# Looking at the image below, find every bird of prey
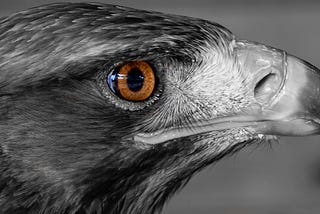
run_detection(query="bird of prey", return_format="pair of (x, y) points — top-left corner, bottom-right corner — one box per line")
(0, 2), (319, 214)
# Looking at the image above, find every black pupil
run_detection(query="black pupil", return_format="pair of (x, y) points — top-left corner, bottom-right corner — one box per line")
(126, 68), (144, 91)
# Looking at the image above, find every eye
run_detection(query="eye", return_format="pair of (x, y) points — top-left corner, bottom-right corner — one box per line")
(108, 61), (156, 101)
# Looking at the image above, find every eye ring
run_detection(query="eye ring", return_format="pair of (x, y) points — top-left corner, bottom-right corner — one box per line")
(108, 61), (156, 101)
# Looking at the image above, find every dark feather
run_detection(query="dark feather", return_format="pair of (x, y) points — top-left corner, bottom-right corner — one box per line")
(0, 3), (246, 214)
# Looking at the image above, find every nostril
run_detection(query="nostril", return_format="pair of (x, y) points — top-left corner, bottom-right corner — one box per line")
(254, 73), (281, 104)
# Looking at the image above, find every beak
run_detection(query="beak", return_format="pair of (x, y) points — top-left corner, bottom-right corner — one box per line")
(236, 40), (320, 136)
(134, 40), (320, 145)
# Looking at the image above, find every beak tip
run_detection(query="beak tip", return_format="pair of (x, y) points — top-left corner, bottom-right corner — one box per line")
(268, 54), (320, 136)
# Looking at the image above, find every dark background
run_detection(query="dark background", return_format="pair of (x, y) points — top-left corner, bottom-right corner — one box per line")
(1, 1), (320, 213)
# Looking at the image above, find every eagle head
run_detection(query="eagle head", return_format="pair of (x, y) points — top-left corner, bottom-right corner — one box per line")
(0, 3), (319, 214)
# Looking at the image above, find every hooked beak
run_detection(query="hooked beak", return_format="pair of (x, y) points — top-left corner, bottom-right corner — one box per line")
(236, 40), (320, 136)
(134, 40), (320, 145)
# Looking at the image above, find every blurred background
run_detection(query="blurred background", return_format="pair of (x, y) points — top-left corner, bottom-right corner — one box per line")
(1, 0), (320, 213)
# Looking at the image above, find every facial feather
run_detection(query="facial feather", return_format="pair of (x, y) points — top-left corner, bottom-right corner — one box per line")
(0, 2), (286, 214)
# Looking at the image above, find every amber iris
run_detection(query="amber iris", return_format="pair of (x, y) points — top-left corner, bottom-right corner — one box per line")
(108, 61), (156, 101)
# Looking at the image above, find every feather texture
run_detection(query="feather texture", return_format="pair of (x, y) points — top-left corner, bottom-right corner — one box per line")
(0, 3), (262, 214)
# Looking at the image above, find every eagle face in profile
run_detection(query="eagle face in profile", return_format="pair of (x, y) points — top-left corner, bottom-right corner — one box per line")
(0, 3), (320, 214)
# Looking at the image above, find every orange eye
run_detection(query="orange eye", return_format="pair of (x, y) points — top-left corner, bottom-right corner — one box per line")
(107, 61), (156, 101)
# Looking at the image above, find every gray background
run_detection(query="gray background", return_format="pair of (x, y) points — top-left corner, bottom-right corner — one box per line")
(1, 0), (320, 213)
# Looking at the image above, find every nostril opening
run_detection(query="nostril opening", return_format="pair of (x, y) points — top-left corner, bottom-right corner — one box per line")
(254, 73), (280, 103)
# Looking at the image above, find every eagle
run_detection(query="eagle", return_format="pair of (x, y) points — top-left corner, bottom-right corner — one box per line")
(0, 3), (319, 214)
